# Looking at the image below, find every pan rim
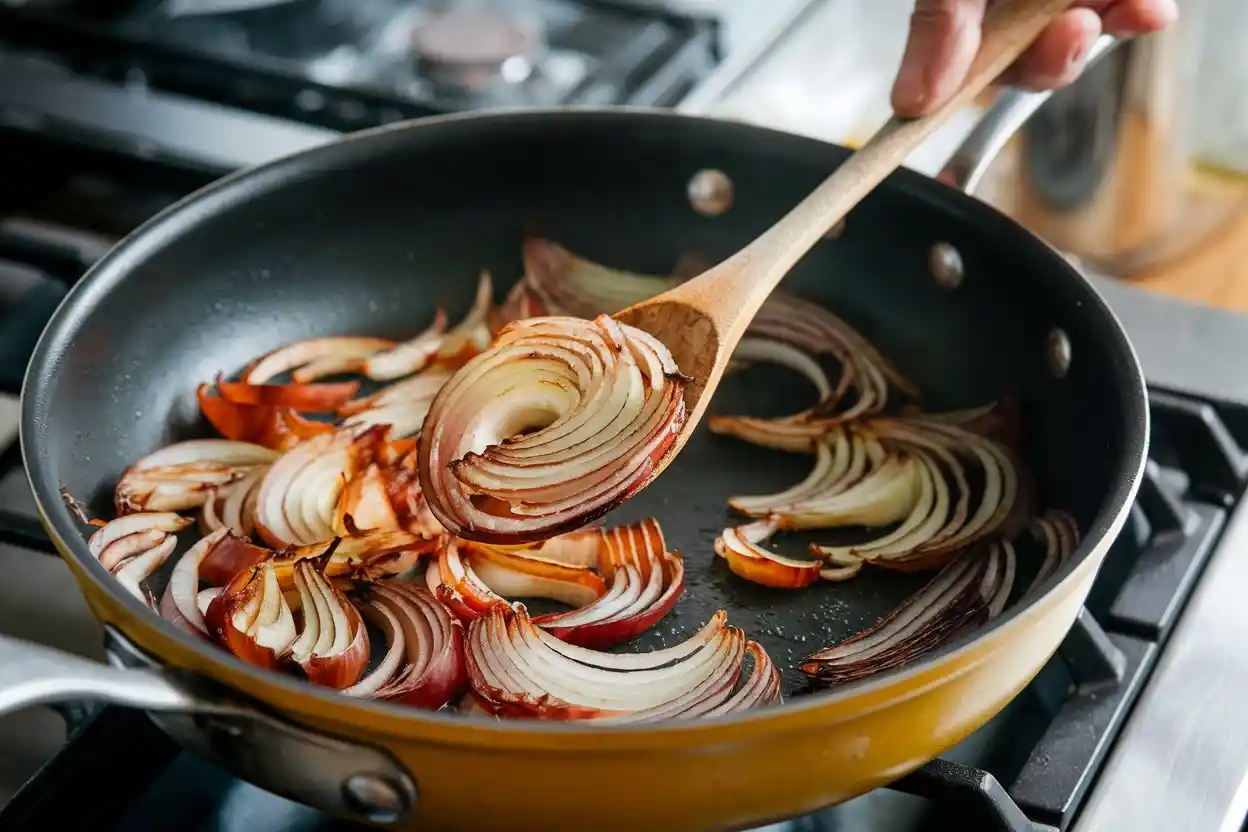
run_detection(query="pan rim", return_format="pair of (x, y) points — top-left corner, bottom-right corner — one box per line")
(20, 105), (1149, 739)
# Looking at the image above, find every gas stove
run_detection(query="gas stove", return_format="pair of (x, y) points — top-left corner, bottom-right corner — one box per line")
(3, 2), (1248, 831)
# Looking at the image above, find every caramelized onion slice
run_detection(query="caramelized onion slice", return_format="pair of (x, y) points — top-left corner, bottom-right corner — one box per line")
(801, 541), (1015, 686)
(1026, 509), (1080, 593)
(730, 337), (832, 402)
(217, 380), (360, 411)
(531, 518), (683, 648)
(363, 309), (449, 381)
(201, 468), (267, 538)
(462, 542), (607, 609)
(206, 561), (298, 670)
(425, 540), (505, 622)
(270, 530), (441, 589)
(255, 429), (363, 547)
(198, 382), (334, 451)
(339, 370), (453, 439)
(289, 558), (370, 689)
(714, 520), (821, 590)
(466, 605), (775, 722)
(243, 336), (396, 384)
(419, 314), (686, 544)
(431, 271), (495, 369)
(521, 236), (677, 320)
(343, 581), (466, 709)
(163, 528), (232, 634)
(115, 440), (277, 515)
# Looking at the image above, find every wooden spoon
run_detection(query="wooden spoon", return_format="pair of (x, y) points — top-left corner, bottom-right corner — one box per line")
(615, 0), (1074, 483)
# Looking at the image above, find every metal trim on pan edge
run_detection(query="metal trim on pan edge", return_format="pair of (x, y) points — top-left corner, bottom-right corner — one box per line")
(18, 107), (1149, 735)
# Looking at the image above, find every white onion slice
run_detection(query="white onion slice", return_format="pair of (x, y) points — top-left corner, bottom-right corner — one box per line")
(243, 336), (396, 384)
(363, 309), (448, 381)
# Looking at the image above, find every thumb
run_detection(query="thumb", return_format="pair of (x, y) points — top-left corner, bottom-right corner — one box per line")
(891, 0), (988, 118)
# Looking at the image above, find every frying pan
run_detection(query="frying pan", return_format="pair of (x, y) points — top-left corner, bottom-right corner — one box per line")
(5, 68), (1146, 832)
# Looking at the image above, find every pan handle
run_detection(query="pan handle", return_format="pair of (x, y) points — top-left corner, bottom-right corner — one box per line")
(937, 34), (1122, 195)
(0, 631), (199, 716)
(0, 630), (419, 824)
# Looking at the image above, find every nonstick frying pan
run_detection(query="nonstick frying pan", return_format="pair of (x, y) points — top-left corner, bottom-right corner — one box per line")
(6, 95), (1146, 830)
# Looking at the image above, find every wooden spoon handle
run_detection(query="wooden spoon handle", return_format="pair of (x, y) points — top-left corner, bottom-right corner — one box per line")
(695, 0), (1075, 335)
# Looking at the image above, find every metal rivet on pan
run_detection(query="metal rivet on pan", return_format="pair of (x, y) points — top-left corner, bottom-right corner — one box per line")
(824, 218), (846, 239)
(929, 242), (964, 290)
(687, 169), (734, 216)
(1047, 328), (1072, 378)
(341, 773), (413, 824)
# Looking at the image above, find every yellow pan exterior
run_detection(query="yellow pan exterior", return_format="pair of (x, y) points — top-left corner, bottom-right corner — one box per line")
(57, 509), (1101, 832)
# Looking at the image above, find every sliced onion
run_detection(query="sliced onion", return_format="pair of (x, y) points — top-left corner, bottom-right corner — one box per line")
(242, 336), (396, 384)
(500, 527), (605, 569)
(269, 530), (441, 588)
(217, 379), (360, 411)
(334, 463), (400, 534)
(198, 382), (334, 451)
(729, 337), (832, 401)
(521, 236), (677, 320)
(200, 468), (267, 537)
(462, 542), (607, 608)
(343, 580), (467, 709)
(88, 511), (189, 560)
(1027, 509), (1080, 593)
(362, 309), (449, 381)
(115, 440), (277, 514)
(255, 429), (362, 547)
(722, 418), (1022, 577)
(713, 519), (822, 590)
(801, 541), (1015, 686)
(88, 513), (192, 604)
(338, 371), (453, 439)
(162, 527), (231, 634)
(535, 519), (684, 648)
(489, 277), (548, 335)
(431, 271), (495, 369)
(288, 558), (370, 689)
(855, 418), (1020, 569)
(205, 561), (298, 670)
(198, 532), (274, 586)
(466, 604), (777, 722)
(419, 314), (686, 543)
(425, 540), (507, 621)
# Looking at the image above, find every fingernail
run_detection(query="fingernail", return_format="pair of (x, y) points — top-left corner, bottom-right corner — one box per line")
(891, 58), (929, 117)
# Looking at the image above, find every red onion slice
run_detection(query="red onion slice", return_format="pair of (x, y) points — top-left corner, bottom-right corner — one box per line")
(419, 314), (686, 544)
(343, 581), (466, 709)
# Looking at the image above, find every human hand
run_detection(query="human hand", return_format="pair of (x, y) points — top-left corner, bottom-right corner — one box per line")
(891, 0), (1179, 118)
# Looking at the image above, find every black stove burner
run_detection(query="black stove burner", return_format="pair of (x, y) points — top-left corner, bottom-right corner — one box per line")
(409, 7), (546, 92)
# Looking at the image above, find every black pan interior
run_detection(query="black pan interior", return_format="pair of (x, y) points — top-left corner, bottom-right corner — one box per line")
(25, 110), (1145, 700)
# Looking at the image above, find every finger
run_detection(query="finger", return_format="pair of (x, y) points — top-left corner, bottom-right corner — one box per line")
(1068, 0), (1178, 34)
(999, 8), (1102, 90)
(891, 0), (989, 118)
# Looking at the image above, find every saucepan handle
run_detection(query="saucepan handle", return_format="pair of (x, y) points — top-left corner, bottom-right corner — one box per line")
(0, 632), (201, 716)
(937, 34), (1122, 195)
(0, 629), (418, 823)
